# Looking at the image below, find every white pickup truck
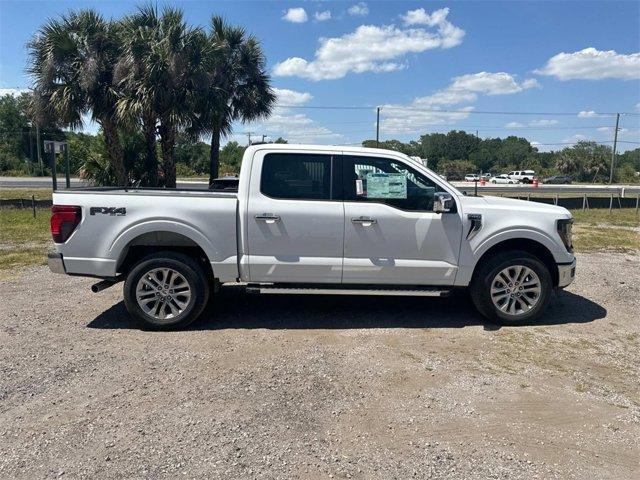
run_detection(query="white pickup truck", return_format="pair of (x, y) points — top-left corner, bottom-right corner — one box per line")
(48, 144), (576, 329)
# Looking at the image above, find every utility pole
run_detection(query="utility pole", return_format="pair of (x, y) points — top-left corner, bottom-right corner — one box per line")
(376, 107), (380, 147)
(245, 132), (254, 146)
(609, 113), (620, 184)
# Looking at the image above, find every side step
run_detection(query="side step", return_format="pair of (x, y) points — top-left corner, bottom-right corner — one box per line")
(246, 286), (451, 297)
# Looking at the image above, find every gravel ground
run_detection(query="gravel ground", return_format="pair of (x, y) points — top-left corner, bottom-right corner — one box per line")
(1, 252), (639, 479)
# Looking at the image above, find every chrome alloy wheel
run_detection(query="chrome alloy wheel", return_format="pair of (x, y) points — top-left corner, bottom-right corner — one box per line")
(135, 268), (192, 322)
(490, 265), (541, 316)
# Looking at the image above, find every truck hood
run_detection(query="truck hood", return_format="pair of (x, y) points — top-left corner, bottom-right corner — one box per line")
(459, 194), (571, 217)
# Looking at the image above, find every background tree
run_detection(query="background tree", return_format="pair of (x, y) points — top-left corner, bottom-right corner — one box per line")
(116, 6), (205, 187)
(194, 16), (275, 186)
(28, 10), (128, 185)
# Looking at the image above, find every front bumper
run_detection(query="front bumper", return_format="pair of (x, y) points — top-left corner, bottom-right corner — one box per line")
(47, 252), (66, 274)
(557, 257), (576, 288)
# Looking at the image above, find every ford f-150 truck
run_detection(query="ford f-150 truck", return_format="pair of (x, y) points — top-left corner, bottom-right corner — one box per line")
(48, 144), (576, 329)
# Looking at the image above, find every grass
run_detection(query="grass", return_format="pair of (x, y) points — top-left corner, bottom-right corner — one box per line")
(0, 207), (51, 276)
(571, 208), (640, 252)
(0, 201), (638, 275)
(1, 188), (53, 201)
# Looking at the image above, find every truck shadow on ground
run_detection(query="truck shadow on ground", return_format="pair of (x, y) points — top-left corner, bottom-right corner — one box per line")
(88, 287), (607, 331)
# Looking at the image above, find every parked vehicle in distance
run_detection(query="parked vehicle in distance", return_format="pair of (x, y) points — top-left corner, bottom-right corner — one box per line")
(465, 174), (480, 182)
(543, 175), (572, 184)
(48, 144), (575, 329)
(481, 173), (492, 179)
(209, 176), (239, 190)
(507, 170), (536, 183)
(490, 174), (518, 184)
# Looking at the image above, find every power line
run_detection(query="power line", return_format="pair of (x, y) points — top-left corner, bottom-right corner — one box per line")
(280, 105), (640, 116)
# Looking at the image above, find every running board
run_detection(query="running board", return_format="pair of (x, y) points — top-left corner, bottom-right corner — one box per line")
(246, 286), (451, 297)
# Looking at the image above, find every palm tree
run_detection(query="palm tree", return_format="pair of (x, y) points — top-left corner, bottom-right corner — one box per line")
(28, 10), (128, 186)
(194, 16), (276, 186)
(115, 5), (161, 187)
(117, 6), (204, 188)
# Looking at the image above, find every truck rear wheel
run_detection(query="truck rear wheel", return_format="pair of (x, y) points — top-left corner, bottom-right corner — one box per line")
(123, 251), (210, 330)
(470, 250), (552, 325)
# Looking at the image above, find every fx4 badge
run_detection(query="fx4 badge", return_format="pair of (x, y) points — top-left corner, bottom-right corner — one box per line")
(90, 207), (126, 216)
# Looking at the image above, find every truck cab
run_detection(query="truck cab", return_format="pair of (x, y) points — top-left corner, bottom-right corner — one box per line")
(48, 144), (576, 329)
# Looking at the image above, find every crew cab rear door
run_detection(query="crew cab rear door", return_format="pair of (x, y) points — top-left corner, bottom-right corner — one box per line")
(341, 154), (463, 285)
(246, 149), (344, 283)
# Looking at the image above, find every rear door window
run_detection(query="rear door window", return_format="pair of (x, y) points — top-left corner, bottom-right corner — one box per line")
(260, 153), (332, 200)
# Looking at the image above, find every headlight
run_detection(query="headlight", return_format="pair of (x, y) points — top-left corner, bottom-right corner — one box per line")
(557, 219), (573, 252)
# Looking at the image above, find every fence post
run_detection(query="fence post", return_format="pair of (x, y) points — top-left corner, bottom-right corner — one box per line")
(32, 195), (36, 218)
(636, 193), (639, 213)
(582, 194), (586, 211)
(609, 194), (613, 213)
(554, 194), (558, 206)
(527, 193), (531, 202)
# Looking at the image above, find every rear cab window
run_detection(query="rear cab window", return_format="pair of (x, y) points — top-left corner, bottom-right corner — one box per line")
(260, 153), (334, 200)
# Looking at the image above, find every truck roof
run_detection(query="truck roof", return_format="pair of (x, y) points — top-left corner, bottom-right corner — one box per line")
(244, 143), (405, 157)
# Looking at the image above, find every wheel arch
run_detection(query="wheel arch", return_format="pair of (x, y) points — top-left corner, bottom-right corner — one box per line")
(116, 230), (214, 279)
(471, 238), (559, 287)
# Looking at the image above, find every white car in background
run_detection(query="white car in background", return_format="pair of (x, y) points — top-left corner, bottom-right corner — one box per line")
(464, 174), (480, 182)
(507, 170), (536, 184)
(491, 174), (518, 184)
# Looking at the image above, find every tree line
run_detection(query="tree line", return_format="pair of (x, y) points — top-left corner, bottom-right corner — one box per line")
(363, 131), (639, 183)
(23, 6), (275, 187)
(2, 90), (638, 184)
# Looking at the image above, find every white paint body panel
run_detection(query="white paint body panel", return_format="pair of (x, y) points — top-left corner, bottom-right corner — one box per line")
(51, 144), (575, 289)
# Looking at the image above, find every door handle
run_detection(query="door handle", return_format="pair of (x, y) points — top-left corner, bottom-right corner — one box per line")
(351, 216), (377, 226)
(255, 213), (281, 224)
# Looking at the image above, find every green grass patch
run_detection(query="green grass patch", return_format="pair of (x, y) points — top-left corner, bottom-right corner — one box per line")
(0, 207), (51, 274)
(1, 188), (53, 201)
(570, 208), (639, 228)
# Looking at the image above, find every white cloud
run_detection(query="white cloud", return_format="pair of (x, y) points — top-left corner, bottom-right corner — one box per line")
(282, 7), (308, 23)
(636, 102), (640, 112)
(379, 72), (535, 135)
(449, 72), (540, 95)
(274, 11), (465, 80)
(578, 110), (599, 118)
(401, 7), (450, 27)
(314, 10), (331, 22)
(272, 87), (313, 107)
(0, 87), (29, 97)
(505, 122), (524, 128)
(535, 47), (640, 80)
(249, 87), (341, 144)
(348, 2), (369, 17)
(562, 134), (589, 144)
(529, 119), (559, 127)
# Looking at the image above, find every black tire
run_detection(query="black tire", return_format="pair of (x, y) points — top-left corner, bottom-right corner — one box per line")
(470, 250), (552, 325)
(123, 251), (210, 330)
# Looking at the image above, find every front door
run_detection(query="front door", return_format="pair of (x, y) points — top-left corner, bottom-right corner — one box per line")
(246, 150), (344, 283)
(341, 154), (463, 285)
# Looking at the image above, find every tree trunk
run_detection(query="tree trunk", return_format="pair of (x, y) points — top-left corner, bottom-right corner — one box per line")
(209, 127), (221, 187)
(101, 119), (127, 187)
(142, 111), (158, 187)
(158, 120), (176, 188)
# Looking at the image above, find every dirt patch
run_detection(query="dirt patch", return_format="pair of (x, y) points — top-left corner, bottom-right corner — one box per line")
(1, 252), (639, 479)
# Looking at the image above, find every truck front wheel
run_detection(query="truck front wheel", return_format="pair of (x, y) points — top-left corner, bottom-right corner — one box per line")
(123, 251), (210, 330)
(470, 250), (552, 325)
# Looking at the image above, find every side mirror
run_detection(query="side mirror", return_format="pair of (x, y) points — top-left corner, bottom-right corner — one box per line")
(433, 192), (454, 213)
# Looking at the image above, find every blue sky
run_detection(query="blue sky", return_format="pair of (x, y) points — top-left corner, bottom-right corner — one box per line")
(1, 0), (639, 151)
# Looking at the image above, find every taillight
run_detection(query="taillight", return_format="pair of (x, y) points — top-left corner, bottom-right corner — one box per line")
(51, 205), (82, 243)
